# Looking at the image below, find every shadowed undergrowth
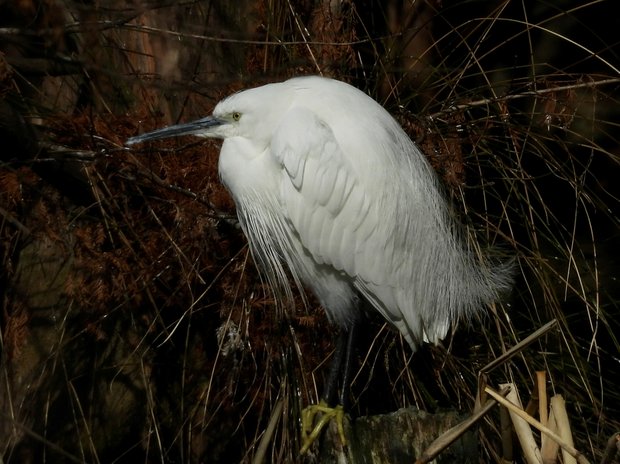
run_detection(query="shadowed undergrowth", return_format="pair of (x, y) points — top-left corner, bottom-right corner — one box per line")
(0, 1), (618, 462)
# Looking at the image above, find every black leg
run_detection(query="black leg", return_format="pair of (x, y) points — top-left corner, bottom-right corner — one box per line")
(322, 317), (360, 408)
(339, 320), (359, 408)
(301, 317), (361, 453)
(323, 329), (347, 407)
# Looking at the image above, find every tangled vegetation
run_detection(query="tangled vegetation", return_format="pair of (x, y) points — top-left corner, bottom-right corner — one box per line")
(0, 1), (618, 462)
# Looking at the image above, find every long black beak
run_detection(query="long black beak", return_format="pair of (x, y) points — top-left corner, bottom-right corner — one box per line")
(126, 116), (223, 146)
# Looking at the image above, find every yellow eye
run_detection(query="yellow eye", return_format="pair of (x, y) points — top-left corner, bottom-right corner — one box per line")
(232, 111), (241, 121)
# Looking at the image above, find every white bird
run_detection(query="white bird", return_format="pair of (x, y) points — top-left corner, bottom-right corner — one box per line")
(127, 75), (512, 449)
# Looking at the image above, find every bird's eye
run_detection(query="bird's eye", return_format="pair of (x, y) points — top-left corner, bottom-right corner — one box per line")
(232, 111), (241, 121)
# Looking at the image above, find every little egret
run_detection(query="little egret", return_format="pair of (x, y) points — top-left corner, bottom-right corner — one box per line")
(127, 76), (513, 451)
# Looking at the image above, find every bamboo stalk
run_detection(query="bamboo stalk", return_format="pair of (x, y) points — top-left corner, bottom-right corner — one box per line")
(541, 406), (560, 464)
(537, 371), (548, 427)
(485, 387), (591, 464)
(537, 371), (548, 453)
(500, 400), (514, 462)
(550, 395), (577, 464)
(501, 383), (542, 464)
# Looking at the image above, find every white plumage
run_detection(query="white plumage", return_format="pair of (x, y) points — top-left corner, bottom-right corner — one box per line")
(127, 76), (513, 350)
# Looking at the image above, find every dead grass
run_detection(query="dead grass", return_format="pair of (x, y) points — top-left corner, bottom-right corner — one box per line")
(0, 0), (618, 463)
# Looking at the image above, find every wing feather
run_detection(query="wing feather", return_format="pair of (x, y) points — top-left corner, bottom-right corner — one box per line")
(272, 105), (432, 343)
(272, 107), (367, 276)
(271, 102), (509, 348)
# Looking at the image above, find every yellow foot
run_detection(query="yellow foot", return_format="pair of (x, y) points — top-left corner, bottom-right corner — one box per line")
(300, 400), (346, 454)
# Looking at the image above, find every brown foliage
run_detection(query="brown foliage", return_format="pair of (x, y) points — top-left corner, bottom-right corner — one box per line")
(1, 1), (618, 462)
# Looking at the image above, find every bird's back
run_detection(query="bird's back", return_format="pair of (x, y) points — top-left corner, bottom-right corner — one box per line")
(238, 77), (513, 349)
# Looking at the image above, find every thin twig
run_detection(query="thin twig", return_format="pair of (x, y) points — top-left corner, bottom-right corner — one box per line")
(481, 319), (558, 374)
(119, 23), (376, 47)
(428, 78), (620, 120)
(0, 205), (31, 236)
(252, 398), (284, 464)
(0, 412), (86, 464)
(124, 154), (238, 226)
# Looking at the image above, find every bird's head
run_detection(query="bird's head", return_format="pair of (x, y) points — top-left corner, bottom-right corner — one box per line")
(126, 82), (289, 152)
